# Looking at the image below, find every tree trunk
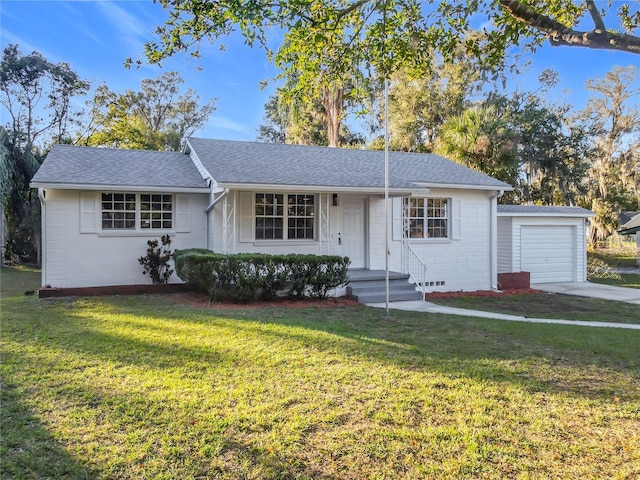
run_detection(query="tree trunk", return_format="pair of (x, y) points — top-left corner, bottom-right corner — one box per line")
(322, 86), (343, 148)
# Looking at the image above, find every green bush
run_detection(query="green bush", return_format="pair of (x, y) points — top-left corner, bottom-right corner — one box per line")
(174, 250), (350, 302)
(138, 235), (174, 284)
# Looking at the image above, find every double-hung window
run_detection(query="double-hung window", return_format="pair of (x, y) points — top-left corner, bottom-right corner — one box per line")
(101, 193), (173, 231)
(255, 193), (315, 240)
(403, 198), (449, 239)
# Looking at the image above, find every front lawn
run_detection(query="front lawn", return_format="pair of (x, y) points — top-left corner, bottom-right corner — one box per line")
(429, 291), (640, 324)
(1, 268), (639, 479)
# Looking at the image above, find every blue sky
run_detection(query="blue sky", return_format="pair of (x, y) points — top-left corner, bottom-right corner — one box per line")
(1, 0), (638, 143)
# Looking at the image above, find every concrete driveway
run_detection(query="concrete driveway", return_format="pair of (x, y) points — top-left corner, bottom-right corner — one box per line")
(535, 282), (640, 305)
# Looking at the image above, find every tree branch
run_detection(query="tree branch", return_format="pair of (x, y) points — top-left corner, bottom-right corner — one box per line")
(585, 0), (605, 32)
(499, 0), (640, 55)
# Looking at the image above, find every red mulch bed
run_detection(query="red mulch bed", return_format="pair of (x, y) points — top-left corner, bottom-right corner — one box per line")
(426, 288), (542, 300)
(167, 291), (362, 309)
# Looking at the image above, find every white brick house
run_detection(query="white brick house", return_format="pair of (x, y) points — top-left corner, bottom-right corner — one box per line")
(31, 138), (514, 293)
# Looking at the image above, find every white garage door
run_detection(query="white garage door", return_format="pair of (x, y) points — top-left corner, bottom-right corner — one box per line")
(521, 225), (575, 283)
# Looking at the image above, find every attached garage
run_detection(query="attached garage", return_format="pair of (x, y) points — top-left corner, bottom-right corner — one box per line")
(497, 206), (594, 284)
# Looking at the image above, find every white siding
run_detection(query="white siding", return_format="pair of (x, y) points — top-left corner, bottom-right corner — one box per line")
(370, 189), (494, 293)
(41, 189), (208, 288)
(497, 217), (513, 273)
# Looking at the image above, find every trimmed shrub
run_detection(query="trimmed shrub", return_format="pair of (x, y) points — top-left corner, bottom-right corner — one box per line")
(174, 250), (350, 302)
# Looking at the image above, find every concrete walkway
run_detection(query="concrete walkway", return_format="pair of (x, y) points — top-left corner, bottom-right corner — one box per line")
(366, 282), (640, 330)
(536, 281), (640, 305)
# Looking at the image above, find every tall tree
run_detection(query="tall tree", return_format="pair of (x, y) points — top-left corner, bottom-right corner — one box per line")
(1, 44), (89, 150)
(574, 65), (640, 243)
(0, 45), (88, 264)
(485, 73), (590, 206)
(81, 71), (216, 151)
(369, 54), (481, 153)
(257, 88), (365, 146)
(435, 105), (519, 200)
(257, 94), (288, 143)
(142, 1), (640, 84)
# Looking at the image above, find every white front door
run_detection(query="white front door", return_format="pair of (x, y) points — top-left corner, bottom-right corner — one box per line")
(339, 195), (366, 268)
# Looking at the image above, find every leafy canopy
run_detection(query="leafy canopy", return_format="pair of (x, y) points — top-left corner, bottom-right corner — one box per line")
(142, 0), (640, 83)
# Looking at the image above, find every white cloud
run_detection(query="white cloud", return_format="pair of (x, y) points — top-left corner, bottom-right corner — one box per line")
(94, 0), (150, 56)
(207, 116), (249, 133)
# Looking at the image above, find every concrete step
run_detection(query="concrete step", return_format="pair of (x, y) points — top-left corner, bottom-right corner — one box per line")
(347, 269), (423, 303)
(347, 279), (414, 292)
(348, 269), (410, 282)
(350, 289), (423, 303)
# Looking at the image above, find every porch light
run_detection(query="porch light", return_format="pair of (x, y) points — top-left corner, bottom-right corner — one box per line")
(332, 193), (339, 206)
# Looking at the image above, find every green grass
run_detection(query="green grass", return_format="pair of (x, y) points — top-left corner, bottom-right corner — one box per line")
(430, 291), (640, 323)
(2, 268), (639, 479)
(590, 243), (638, 269)
(590, 273), (640, 289)
(588, 244), (640, 289)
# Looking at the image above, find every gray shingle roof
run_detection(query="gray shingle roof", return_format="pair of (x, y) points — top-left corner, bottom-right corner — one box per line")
(498, 205), (594, 216)
(620, 212), (640, 229)
(31, 144), (209, 190)
(187, 138), (512, 191)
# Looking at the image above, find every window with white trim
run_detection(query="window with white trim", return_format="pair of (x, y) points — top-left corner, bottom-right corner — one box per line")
(101, 193), (173, 230)
(255, 193), (315, 240)
(403, 197), (449, 239)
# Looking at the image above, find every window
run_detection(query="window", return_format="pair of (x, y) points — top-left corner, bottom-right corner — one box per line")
(287, 194), (315, 239)
(140, 194), (173, 229)
(255, 193), (315, 240)
(255, 193), (284, 239)
(102, 193), (136, 230)
(101, 193), (173, 230)
(403, 198), (449, 239)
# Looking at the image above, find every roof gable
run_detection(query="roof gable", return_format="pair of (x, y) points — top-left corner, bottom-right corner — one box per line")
(31, 144), (209, 191)
(186, 138), (512, 191)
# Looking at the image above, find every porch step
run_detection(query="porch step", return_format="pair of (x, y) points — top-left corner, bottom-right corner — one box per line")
(347, 269), (423, 304)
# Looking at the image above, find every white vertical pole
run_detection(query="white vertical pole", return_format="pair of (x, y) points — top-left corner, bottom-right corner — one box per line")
(384, 77), (390, 317)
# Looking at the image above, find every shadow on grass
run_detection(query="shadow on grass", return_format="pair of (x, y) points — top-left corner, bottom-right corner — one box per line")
(3, 292), (640, 478)
(0, 370), (98, 479)
(9, 294), (640, 401)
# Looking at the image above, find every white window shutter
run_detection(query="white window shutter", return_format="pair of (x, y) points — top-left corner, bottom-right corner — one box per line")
(80, 192), (97, 233)
(239, 191), (254, 243)
(451, 199), (461, 240)
(175, 195), (190, 232)
(392, 196), (402, 241)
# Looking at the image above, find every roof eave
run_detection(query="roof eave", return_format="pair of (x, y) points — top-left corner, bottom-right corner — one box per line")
(217, 182), (512, 194)
(30, 182), (210, 194)
(618, 226), (640, 235)
(497, 211), (594, 218)
(217, 183), (413, 195)
(411, 182), (513, 191)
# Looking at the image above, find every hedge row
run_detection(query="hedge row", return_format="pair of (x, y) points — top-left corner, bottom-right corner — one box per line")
(174, 249), (350, 302)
